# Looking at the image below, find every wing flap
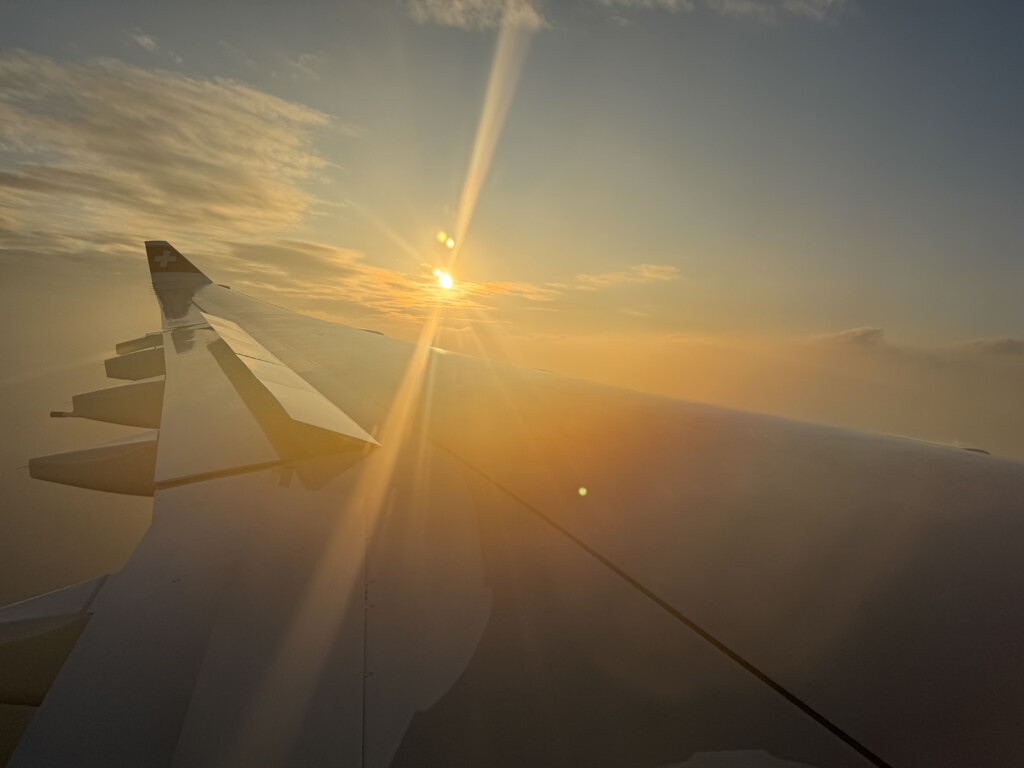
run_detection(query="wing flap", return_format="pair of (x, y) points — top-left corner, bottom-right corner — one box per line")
(50, 377), (164, 428)
(28, 430), (158, 496)
(202, 312), (378, 447)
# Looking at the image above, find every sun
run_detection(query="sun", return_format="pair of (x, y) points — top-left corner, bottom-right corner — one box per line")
(432, 268), (453, 289)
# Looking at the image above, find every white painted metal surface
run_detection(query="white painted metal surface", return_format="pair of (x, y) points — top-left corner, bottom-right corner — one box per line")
(155, 326), (279, 484)
(202, 311), (378, 447)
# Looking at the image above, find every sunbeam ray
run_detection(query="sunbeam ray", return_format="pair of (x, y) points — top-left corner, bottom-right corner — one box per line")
(448, 13), (536, 270)
(227, 313), (442, 764)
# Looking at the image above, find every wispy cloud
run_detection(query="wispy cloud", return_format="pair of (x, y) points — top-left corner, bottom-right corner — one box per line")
(816, 326), (886, 347)
(596, 0), (694, 10)
(206, 246), (682, 324)
(781, 0), (847, 22)
(124, 28), (182, 63)
(212, 240), (565, 324)
(476, 280), (564, 302)
(597, 0), (848, 23)
(957, 338), (1024, 358)
(285, 53), (321, 81)
(125, 28), (158, 52)
(816, 326), (1024, 366)
(0, 53), (655, 328)
(576, 263), (681, 289)
(0, 52), (344, 250)
(406, 0), (547, 30)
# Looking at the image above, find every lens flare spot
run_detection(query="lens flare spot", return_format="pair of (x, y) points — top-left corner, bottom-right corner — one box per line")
(578, 487), (588, 497)
(433, 269), (442, 277)
(437, 231), (448, 243)
(439, 272), (454, 290)
(445, 237), (455, 249)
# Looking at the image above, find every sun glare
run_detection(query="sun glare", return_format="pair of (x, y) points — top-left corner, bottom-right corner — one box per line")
(439, 272), (454, 290)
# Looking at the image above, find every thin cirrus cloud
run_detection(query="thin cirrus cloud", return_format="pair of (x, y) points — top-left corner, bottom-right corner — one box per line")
(406, 0), (547, 29)
(596, 0), (848, 23)
(215, 239), (569, 323)
(214, 237), (668, 323)
(405, 0), (847, 28)
(576, 263), (681, 289)
(957, 338), (1024, 358)
(124, 28), (183, 64)
(0, 51), (337, 254)
(815, 326), (1024, 361)
(125, 28), (159, 52)
(0, 51), (674, 331)
(814, 326), (886, 348)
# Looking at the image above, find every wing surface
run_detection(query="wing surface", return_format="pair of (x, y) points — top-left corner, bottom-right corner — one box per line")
(8, 242), (1024, 766)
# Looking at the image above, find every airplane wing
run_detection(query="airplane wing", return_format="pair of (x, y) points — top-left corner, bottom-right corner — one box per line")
(4, 242), (1024, 767)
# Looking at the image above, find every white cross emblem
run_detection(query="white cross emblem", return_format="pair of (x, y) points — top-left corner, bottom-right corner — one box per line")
(154, 250), (177, 268)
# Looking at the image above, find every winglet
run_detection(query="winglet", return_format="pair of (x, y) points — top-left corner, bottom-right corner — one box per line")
(145, 241), (204, 275)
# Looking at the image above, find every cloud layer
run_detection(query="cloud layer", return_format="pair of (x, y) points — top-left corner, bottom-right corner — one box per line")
(0, 53), (683, 327)
(406, 0), (546, 29)
(576, 263), (681, 289)
(405, 0), (847, 29)
(213, 239), (676, 324)
(815, 326), (886, 347)
(0, 52), (335, 249)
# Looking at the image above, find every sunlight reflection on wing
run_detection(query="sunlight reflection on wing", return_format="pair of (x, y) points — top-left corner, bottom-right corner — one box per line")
(229, 313), (442, 764)
(226, 13), (540, 755)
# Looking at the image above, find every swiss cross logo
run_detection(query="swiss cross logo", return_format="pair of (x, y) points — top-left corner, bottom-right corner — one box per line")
(154, 250), (177, 268)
